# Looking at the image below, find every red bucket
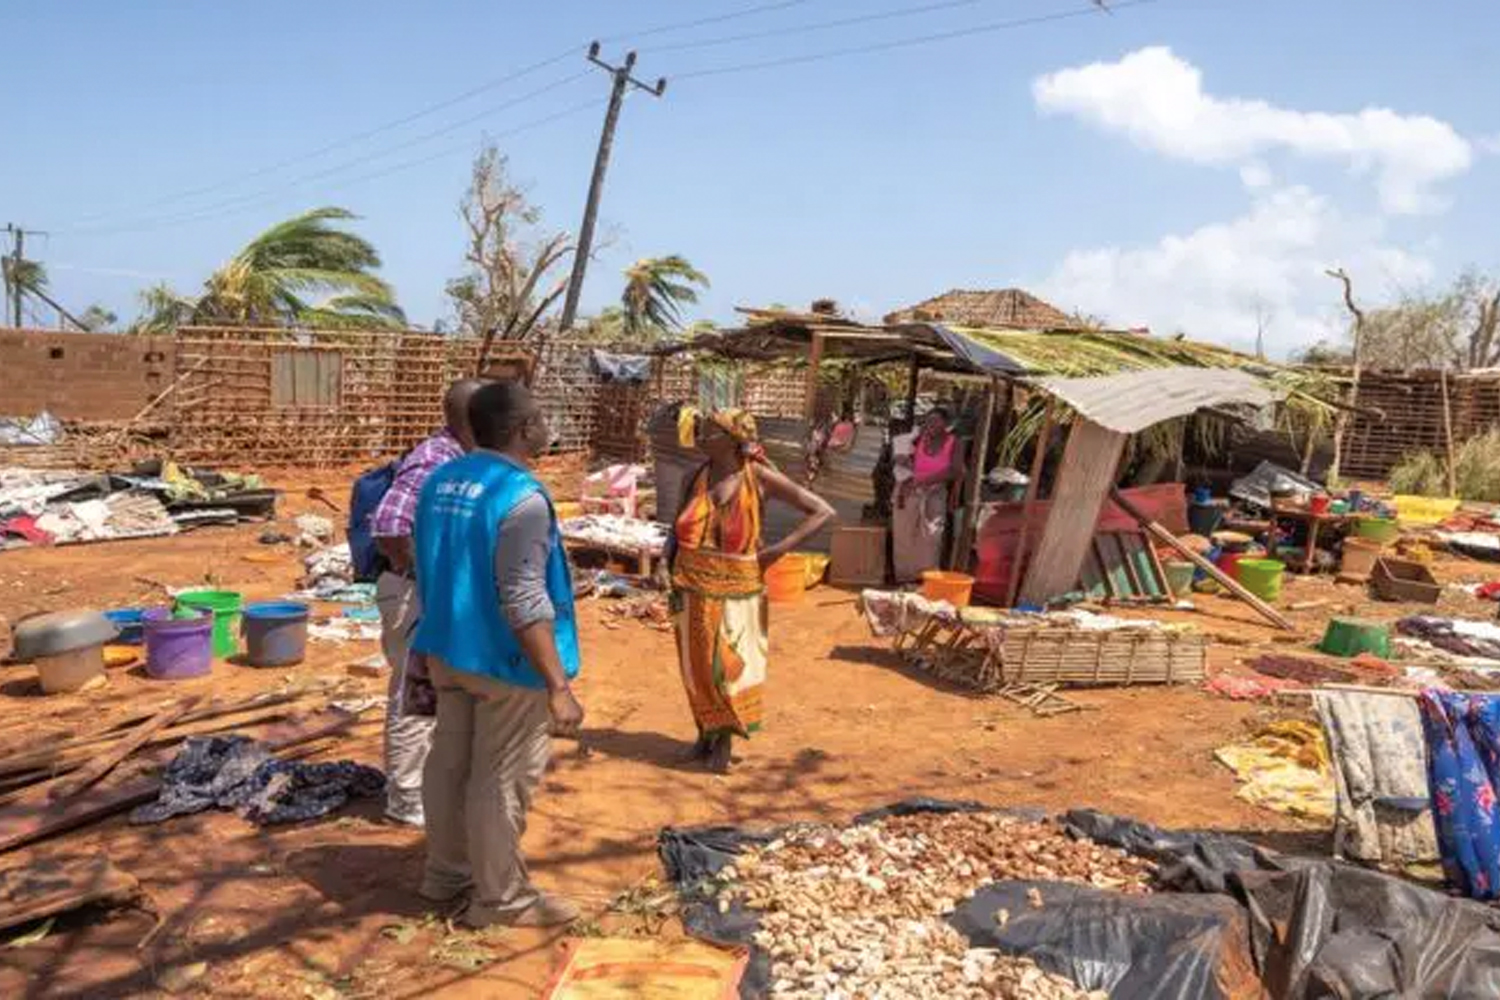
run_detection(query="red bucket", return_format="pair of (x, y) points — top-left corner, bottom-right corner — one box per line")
(1309, 494), (1331, 515)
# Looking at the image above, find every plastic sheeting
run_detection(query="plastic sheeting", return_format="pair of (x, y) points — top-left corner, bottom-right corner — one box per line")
(589, 350), (653, 384)
(661, 801), (1500, 1000)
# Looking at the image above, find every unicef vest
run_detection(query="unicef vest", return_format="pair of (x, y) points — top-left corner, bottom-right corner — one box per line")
(411, 451), (580, 688)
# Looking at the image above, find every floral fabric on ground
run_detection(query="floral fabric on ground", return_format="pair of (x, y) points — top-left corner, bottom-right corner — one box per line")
(1418, 690), (1500, 899)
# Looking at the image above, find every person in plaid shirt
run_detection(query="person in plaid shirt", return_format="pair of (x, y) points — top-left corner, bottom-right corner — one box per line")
(373, 378), (485, 826)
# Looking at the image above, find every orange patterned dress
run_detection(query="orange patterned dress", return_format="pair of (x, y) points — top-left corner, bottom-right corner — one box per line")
(672, 463), (768, 737)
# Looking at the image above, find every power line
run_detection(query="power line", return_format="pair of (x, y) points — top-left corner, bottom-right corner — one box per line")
(62, 71), (592, 236)
(60, 0), (812, 230)
(653, 0), (1003, 53)
(67, 99), (606, 239)
(675, 0), (1158, 79)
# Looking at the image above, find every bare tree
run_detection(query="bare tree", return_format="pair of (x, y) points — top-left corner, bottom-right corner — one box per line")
(446, 146), (574, 370)
(1325, 267), (1366, 486)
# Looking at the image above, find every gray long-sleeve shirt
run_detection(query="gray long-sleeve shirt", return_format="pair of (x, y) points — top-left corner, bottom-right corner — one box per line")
(496, 491), (555, 631)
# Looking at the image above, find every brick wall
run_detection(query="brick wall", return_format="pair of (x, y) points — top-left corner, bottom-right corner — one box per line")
(0, 328), (175, 421)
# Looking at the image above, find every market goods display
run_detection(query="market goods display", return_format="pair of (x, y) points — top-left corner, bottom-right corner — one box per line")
(721, 810), (1154, 999)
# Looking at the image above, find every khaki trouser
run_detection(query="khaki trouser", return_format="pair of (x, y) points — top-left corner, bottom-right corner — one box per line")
(422, 658), (551, 919)
(376, 571), (433, 818)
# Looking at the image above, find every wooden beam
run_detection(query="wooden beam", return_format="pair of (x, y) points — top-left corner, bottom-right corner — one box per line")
(804, 331), (825, 421)
(47, 698), (199, 803)
(1109, 487), (1294, 631)
(904, 352), (921, 422)
(1004, 397), (1056, 609)
(1018, 419), (1128, 607)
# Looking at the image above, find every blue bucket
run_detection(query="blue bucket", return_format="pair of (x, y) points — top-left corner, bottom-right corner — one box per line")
(105, 608), (147, 645)
(241, 601), (310, 667)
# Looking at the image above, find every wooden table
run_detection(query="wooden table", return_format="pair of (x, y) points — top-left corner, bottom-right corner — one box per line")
(1267, 504), (1352, 573)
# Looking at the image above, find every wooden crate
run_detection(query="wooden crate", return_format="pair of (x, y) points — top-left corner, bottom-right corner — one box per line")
(1371, 557), (1440, 604)
(829, 526), (887, 586)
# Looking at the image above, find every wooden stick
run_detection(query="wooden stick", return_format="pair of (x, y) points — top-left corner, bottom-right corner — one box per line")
(48, 698), (200, 802)
(1440, 367), (1457, 498)
(1109, 487), (1295, 631)
(1005, 398), (1055, 608)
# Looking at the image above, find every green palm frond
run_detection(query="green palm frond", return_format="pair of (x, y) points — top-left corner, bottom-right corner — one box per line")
(621, 255), (709, 339)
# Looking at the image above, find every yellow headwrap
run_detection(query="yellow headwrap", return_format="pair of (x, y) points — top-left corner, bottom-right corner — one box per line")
(677, 406), (767, 464)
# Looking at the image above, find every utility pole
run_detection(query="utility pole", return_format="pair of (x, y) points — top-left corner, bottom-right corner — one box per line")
(3, 223), (47, 329)
(556, 43), (665, 335)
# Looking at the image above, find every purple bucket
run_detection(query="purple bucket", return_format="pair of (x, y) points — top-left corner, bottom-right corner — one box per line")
(144, 608), (213, 680)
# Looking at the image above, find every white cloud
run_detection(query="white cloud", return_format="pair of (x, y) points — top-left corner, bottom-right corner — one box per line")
(1238, 162), (1273, 190)
(1037, 185), (1436, 358)
(1480, 134), (1500, 155)
(1033, 47), (1473, 214)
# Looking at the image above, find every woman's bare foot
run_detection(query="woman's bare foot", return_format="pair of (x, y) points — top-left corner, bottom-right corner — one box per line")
(708, 733), (733, 774)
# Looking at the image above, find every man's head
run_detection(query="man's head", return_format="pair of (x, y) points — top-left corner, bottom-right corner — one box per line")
(443, 378), (489, 450)
(468, 379), (549, 460)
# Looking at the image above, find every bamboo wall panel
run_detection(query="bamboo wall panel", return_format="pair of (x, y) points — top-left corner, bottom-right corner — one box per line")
(1342, 371), (1500, 481)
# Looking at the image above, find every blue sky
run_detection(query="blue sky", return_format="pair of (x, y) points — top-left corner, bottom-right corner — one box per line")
(3, 0), (1496, 357)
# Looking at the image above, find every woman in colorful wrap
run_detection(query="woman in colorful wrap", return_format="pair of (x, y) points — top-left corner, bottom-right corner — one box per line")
(892, 406), (964, 582)
(670, 408), (835, 773)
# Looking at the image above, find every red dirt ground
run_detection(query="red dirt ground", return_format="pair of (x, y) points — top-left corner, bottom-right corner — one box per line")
(0, 468), (1489, 998)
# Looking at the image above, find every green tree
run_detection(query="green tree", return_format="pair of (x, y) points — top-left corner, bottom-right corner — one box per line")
(76, 304), (118, 332)
(621, 255), (709, 341)
(131, 207), (403, 333)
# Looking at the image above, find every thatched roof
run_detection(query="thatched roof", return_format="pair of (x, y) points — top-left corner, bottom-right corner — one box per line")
(884, 288), (1079, 330)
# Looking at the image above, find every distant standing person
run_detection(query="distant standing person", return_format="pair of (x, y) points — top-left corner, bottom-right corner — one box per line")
(892, 407), (963, 583)
(670, 409), (834, 773)
(371, 378), (486, 826)
(412, 380), (584, 928)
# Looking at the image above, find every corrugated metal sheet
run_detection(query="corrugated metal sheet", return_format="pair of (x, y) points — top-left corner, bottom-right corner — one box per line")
(1032, 368), (1275, 434)
(647, 410), (881, 553)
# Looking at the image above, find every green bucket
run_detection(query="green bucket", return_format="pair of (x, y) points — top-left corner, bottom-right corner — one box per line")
(1353, 517), (1400, 545)
(176, 590), (243, 659)
(1236, 559), (1285, 602)
(1319, 617), (1391, 659)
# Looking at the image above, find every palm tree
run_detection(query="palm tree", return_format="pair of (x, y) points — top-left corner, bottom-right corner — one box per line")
(620, 255), (709, 340)
(2, 258), (48, 324)
(133, 207), (404, 332)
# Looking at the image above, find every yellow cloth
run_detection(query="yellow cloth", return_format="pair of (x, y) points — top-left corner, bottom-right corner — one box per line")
(545, 937), (747, 1000)
(1215, 720), (1335, 820)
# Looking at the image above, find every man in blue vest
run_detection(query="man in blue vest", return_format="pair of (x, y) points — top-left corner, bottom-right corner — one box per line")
(411, 379), (585, 928)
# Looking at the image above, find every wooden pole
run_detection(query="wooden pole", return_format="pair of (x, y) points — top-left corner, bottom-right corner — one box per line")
(1109, 487), (1295, 630)
(1440, 367), (1457, 498)
(904, 352), (921, 422)
(953, 376), (999, 572)
(1004, 397), (1055, 608)
(804, 331), (826, 421)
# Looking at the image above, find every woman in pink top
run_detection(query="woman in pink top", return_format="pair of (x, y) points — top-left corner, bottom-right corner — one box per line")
(893, 407), (964, 582)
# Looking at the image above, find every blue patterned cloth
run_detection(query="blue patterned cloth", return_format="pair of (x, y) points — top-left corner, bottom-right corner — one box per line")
(1418, 690), (1500, 899)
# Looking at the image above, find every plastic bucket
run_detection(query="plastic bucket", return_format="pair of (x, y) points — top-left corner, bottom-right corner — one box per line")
(1162, 561), (1196, 597)
(921, 570), (975, 608)
(1216, 550), (1249, 582)
(104, 608), (146, 645)
(764, 555), (808, 604)
(1187, 502), (1224, 538)
(1309, 494), (1331, 515)
(1320, 617), (1391, 659)
(1353, 517), (1400, 546)
(241, 601), (310, 667)
(144, 608), (213, 680)
(175, 590), (242, 658)
(1237, 559), (1285, 601)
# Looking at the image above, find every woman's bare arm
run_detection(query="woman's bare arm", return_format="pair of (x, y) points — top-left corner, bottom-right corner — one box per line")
(756, 466), (835, 568)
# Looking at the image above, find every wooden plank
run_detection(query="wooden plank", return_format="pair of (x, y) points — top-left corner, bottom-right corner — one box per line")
(0, 709), (360, 855)
(0, 857), (139, 934)
(48, 698), (199, 803)
(1078, 549), (1107, 600)
(953, 376), (998, 572)
(1120, 534), (1162, 598)
(1109, 487), (1294, 631)
(1019, 419), (1127, 606)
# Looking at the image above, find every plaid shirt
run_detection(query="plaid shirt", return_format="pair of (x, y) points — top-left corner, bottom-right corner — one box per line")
(371, 429), (463, 539)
